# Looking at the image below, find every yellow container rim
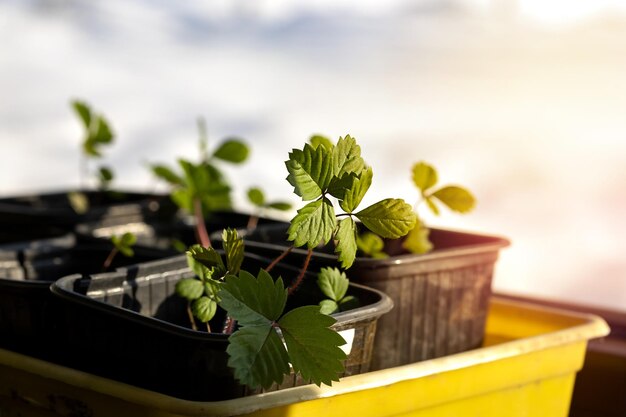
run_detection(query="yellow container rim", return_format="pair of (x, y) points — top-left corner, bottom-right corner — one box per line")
(0, 296), (610, 417)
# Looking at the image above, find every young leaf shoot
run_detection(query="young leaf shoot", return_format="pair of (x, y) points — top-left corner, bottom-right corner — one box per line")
(402, 161), (476, 254)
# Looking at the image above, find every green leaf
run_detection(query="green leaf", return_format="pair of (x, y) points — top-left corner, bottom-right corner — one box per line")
(287, 198), (336, 249)
(71, 100), (91, 128)
(175, 278), (205, 301)
(356, 231), (387, 259)
(192, 296), (217, 323)
(317, 267), (349, 302)
(111, 232), (136, 257)
(186, 245), (225, 278)
(355, 198), (417, 239)
(339, 166), (372, 213)
(221, 228), (244, 275)
(67, 191), (89, 214)
(84, 116), (114, 157)
(327, 172), (357, 201)
(309, 134), (334, 151)
(218, 270), (287, 326)
(285, 144), (332, 200)
(98, 166), (114, 182)
(171, 188), (194, 212)
(334, 217), (357, 269)
(267, 202), (292, 211)
(171, 239), (187, 253)
(425, 196), (440, 216)
(247, 187), (265, 206)
(332, 135), (365, 177)
(226, 324), (290, 389)
(431, 186), (476, 213)
(402, 222), (433, 254)
(319, 299), (338, 315)
(213, 139), (250, 163)
(151, 164), (185, 186)
(279, 306), (347, 386)
(337, 295), (360, 312)
(412, 162), (438, 192)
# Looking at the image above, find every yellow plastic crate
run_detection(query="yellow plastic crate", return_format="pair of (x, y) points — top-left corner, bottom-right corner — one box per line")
(0, 297), (609, 417)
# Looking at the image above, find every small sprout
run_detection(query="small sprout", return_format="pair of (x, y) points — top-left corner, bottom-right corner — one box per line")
(176, 228), (244, 331)
(403, 162), (476, 254)
(98, 166), (114, 190)
(317, 267), (359, 315)
(72, 100), (115, 158)
(246, 186), (292, 230)
(71, 100), (116, 190)
(150, 118), (250, 247)
(111, 232), (137, 257)
(356, 232), (388, 259)
(103, 232), (136, 271)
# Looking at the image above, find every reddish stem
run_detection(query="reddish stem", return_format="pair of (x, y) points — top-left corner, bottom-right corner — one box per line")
(266, 246), (293, 272)
(194, 198), (211, 247)
(246, 214), (259, 231)
(223, 317), (236, 334)
(102, 247), (118, 272)
(187, 302), (198, 331)
(288, 248), (313, 295)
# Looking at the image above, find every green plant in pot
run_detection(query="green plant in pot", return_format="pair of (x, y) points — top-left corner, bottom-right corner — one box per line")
(241, 140), (510, 370)
(173, 135), (415, 390)
(150, 118), (250, 247)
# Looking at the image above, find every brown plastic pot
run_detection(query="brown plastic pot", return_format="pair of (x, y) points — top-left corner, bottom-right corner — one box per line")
(240, 224), (510, 370)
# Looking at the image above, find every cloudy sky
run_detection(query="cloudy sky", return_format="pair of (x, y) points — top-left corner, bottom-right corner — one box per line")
(1, 0), (625, 310)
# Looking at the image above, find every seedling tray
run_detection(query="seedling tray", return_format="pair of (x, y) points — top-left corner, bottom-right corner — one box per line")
(0, 189), (176, 230)
(50, 253), (393, 401)
(0, 239), (177, 359)
(0, 297), (608, 417)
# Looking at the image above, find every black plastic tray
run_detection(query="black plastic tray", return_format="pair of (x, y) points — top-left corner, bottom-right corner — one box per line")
(0, 238), (177, 359)
(50, 253), (393, 401)
(0, 189), (177, 230)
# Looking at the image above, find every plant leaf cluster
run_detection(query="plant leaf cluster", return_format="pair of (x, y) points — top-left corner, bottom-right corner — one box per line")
(151, 120), (249, 216)
(219, 270), (347, 389)
(111, 232), (137, 257)
(71, 100), (116, 191)
(403, 162), (476, 254)
(176, 228), (244, 324)
(286, 135), (416, 268)
(356, 232), (388, 259)
(72, 100), (114, 158)
(317, 268), (359, 314)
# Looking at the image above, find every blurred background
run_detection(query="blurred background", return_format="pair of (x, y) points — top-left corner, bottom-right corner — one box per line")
(0, 0), (624, 310)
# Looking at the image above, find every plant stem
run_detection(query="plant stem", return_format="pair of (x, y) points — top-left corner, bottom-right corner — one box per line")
(266, 246), (293, 272)
(187, 302), (198, 331)
(102, 247), (118, 272)
(288, 248), (313, 295)
(246, 214), (259, 231)
(194, 198), (211, 247)
(336, 213), (351, 218)
(206, 322), (211, 333)
(223, 317), (236, 334)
